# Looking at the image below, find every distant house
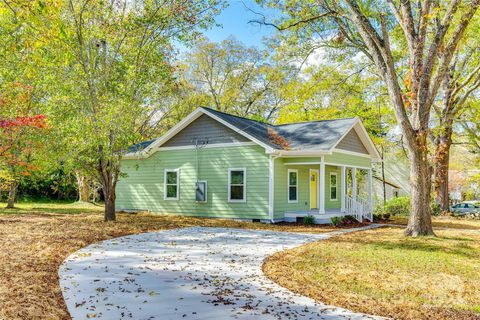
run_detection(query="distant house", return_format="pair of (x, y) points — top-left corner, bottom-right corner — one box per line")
(373, 177), (408, 204)
(116, 107), (381, 223)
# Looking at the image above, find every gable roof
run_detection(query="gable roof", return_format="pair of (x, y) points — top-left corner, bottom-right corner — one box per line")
(125, 107), (380, 160)
(374, 176), (402, 189)
(202, 107), (361, 151)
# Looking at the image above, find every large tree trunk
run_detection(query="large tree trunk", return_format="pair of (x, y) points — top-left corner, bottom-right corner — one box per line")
(404, 141), (434, 237)
(6, 182), (17, 209)
(76, 173), (90, 202)
(433, 127), (453, 212)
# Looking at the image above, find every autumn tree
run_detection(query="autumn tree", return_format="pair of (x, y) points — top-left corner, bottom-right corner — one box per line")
(27, 0), (224, 221)
(0, 84), (47, 208)
(431, 22), (480, 211)
(256, 0), (479, 236)
(185, 37), (294, 120)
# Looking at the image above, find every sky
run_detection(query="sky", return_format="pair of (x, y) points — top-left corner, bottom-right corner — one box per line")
(203, 0), (278, 48)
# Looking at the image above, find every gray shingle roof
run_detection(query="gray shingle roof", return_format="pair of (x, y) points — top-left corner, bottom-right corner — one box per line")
(127, 139), (156, 153)
(203, 107), (357, 151)
(128, 107), (358, 153)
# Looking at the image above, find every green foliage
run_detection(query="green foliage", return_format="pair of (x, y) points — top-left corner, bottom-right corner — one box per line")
(330, 216), (342, 227)
(17, 167), (77, 201)
(430, 201), (442, 217)
(377, 197), (411, 217)
(303, 215), (315, 225)
(0, 0), (224, 216)
(331, 215), (358, 227)
(183, 38), (295, 121)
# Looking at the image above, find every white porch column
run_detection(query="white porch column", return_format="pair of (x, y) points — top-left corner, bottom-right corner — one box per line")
(352, 167), (357, 201)
(340, 166), (346, 212)
(319, 157), (325, 214)
(367, 168), (373, 211)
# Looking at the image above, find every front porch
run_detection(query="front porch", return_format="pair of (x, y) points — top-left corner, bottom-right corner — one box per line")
(274, 155), (374, 223)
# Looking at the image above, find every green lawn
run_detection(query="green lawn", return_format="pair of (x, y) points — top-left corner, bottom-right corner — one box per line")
(0, 200), (104, 215)
(263, 226), (480, 320)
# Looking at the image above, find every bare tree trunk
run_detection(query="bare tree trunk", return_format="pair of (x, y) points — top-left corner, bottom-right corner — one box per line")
(76, 173), (90, 202)
(6, 182), (17, 209)
(98, 141), (119, 222)
(98, 161), (117, 221)
(405, 145), (434, 236)
(104, 185), (116, 222)
(433, 127), (452, 212)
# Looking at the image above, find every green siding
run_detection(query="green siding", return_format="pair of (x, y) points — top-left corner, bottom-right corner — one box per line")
(116, 144), (269, 219)
(283, 157), (321, 164)
(325, 165), (341, 210)
(324, 152), (371, 167)
(273, 158), (311, 219)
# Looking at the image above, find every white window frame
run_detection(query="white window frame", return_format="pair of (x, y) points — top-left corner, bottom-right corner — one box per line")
(228, 168), (246, 203)
(164, 169), (180, 200)
(287, 169), (298, 203)
(329, 172), (338, 201)
(196, 180), (208, 203)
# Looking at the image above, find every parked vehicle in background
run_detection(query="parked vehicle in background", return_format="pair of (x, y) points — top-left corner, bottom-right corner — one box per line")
(450, 202), (480, 215)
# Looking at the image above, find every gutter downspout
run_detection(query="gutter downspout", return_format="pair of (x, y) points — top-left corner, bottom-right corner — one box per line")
(268, 155), (279, 223)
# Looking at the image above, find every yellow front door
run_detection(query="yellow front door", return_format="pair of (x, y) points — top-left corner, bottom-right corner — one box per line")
(310, 170), (318, 209)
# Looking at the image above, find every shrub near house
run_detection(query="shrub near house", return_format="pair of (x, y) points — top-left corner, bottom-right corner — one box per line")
(375, 196), (410, 220)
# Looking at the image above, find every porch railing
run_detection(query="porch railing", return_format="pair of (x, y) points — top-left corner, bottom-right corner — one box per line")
(345, 195), (372, 222)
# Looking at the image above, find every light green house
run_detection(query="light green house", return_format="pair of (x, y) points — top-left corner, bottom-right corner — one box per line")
(116, 107), (381, 223)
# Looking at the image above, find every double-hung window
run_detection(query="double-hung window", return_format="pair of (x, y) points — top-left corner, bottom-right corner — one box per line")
(288, 169), (298, 203)
(164, 169), (179, 200)
(330, 172), (338, 201)
(228, 168), (246, 202)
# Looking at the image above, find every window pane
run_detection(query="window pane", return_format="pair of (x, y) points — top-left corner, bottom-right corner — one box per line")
(231, 171), (244, 185)
(166, 185), (177, 198)
(166, 171), (177, 184)
(230, 186), (244, 200)
(289, 172), (297, 185)
(331, 188), (337, 200)
(330, 174), (337, 186)
(289, 187), (297, 201)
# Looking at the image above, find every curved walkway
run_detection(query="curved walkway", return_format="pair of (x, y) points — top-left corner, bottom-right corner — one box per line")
(59, 225), (383, 319)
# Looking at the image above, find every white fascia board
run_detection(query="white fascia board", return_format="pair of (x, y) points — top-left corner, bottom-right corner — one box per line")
(272, 150), (331, 157)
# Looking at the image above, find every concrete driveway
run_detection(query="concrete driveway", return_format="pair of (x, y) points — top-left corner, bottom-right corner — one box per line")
(59, 226), (382, 319)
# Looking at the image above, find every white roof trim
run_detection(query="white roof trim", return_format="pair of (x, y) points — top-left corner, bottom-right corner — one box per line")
(271, 150), (330, 156)
(124, 107), (274, 159)
(329, 118), (381, 161)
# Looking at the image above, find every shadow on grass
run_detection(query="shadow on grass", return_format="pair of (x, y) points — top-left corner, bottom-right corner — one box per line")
(368, 238), (479, 259)
(0, 202), (104, 215)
